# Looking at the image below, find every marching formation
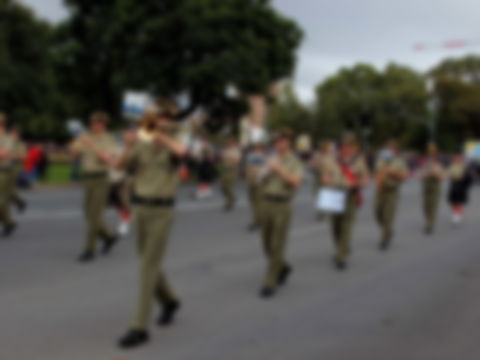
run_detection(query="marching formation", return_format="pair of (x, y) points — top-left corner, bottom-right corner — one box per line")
(0, 107), (476, 350)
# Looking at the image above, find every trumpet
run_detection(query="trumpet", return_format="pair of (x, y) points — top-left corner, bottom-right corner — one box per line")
(137, 112), (181, 142)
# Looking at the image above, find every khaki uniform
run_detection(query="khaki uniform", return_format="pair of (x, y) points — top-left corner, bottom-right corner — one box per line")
(259, 153), (303, 288)
(322, 155), (369, 262)
(374, 157), (408, 245)
(0, 133), (17, 229)
(245, 150), (266, 227)
(125, 140), (181, 330)
(219, 146), (241, 210)
(419, 159), (445, 231)
(312, 151), (334, 190)
(71, 132), (117, 253)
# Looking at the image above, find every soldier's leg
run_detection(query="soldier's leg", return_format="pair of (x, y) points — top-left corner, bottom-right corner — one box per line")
(424, 189), (434, 230)
(374, 190), (384, 227)
(226, 176), (236, 209)
(264, 206), (292, 288)
(0, 174), (15, 229)
(337, 197), (357, 261)
(9, 171), (25, 210)
(422, 184), (429, 225)
(132, 208), (176, 330)
(153, 212), (178, 306)
(0, 174), (15, 232)
(382, 190), (399, 244)
(83, 180), (97, 253)
(249, 185), (260, 225)
(94, 179), (114, 240)
(429, 186), (440, 230)
(11, 191), (25, 208)
(331, 214), (342, 249)
(261, 204), (274, 257)
(220, 175), (231, 209)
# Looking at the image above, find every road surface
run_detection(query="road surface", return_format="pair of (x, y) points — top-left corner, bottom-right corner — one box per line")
(1, 181), (480, 360)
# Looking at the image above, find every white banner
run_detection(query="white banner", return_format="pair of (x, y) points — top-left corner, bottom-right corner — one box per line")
(315, 188), (347, 214)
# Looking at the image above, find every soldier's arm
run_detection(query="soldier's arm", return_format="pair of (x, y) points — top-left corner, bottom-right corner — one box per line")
(69, 136), (84, 159)
(115, 142), (138, 171)
(374, 161), (386, 185)
(85, 139), (115, 165)
(270, 161), (302, 188)
(12, 143), (27, 162)
(382, 159), (407, 181)
(357, 159), (370, 187)
(156, 132), (188, 158)
(391, 161), (409, 181)
(436, 164), (447, 180)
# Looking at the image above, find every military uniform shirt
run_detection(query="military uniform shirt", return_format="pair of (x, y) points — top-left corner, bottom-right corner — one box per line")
(222, 147), (241, 168)
(261, 153), (303, 199)
(321, 155), (369, 188)
(375, 157), (408, 188)
(0, 133), (16, 169)
(125, 141), (180, 199)
(420, 159), (445, 180)
(71, 132), (117, 173)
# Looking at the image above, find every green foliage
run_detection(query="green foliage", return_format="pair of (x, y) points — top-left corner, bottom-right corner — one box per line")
(267, 84), (312, 134)
(430, 55), (480, 151)
(0, 0), (62, 138)
(312, 63), (428, 149)
(3, 0), (480, 150)
(55, 0), (303, 124)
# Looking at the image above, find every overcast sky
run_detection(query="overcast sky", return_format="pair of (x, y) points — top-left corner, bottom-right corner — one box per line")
(19, 0), (480, 102)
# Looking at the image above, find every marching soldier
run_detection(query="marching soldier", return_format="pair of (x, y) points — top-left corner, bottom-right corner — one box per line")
(258, 128), (303, 299)
(219, 136), (241, 211)
(117, 111), (186, 349)
(245, 141), (267, 231)
(374, 139), (408, 251)
(69, 111), (119, 263)
(321, 134), (369, 270)
(0, 113), (21, 236)
(419, 145), (446, 234)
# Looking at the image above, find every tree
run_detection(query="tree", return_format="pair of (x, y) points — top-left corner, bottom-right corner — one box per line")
(314, 64), (382, 144)
(267, 83), (312, 134)
(431, 55), (480, 85)
(0, 0), (59, 138)
(376, 64), (428, 147)
(313, 63), (428, 148)
(55, 0), (303, 128)
(433, 78), (480, 150)
(430, 55), (480, 150)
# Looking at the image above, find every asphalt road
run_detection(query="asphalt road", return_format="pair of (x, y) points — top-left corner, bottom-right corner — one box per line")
(2, 180), (480, 360)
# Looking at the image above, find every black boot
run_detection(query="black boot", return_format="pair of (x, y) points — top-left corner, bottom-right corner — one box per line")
(157, 300), (181, 326)
(118, 329), (149, 349)
(333, 257), (347, 271)
(77, 251), (95, 263)
(277, 265), (292, 286)
(379, 241), (390, 252)
(259, 286), (276, 299)
(424, 225), (433, 235)
(4, 222), (17, 237)
(102, 235), (119, 255)
(17, 200), (27, 214)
